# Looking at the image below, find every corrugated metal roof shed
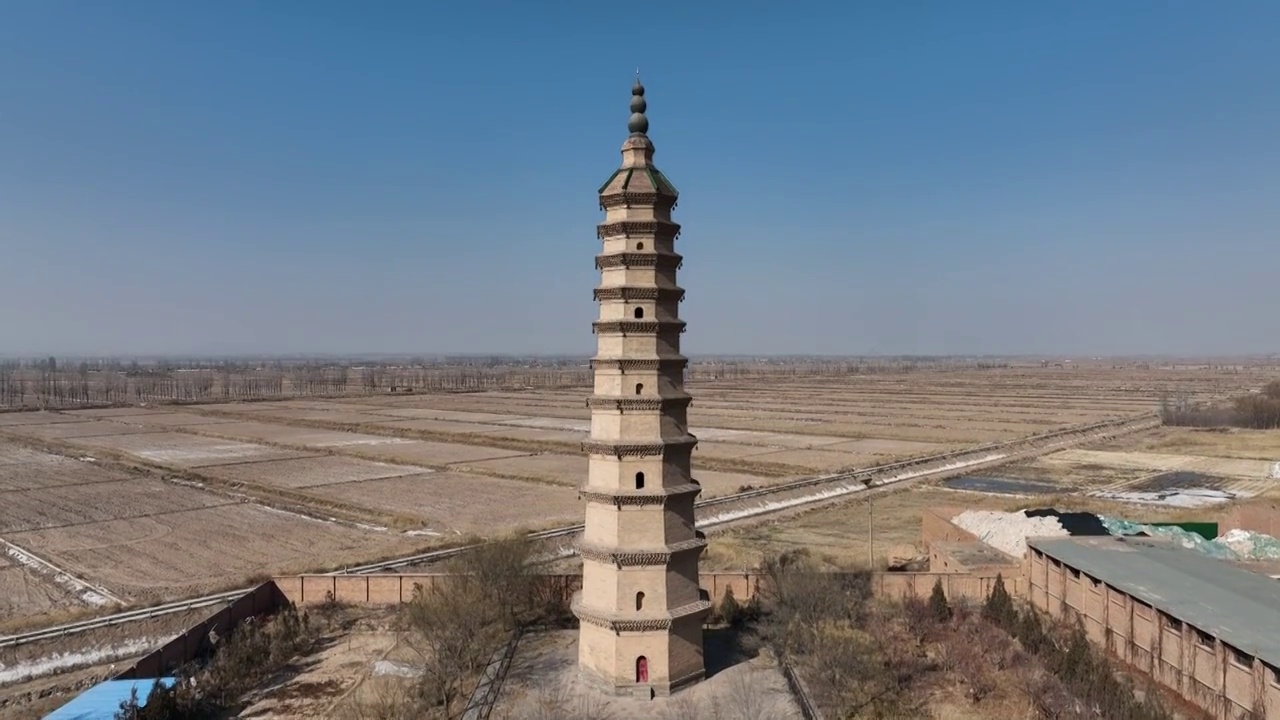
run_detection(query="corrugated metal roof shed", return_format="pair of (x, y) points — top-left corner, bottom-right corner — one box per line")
(43, 678), (175, 720)
(1029, 536), (1280, 667)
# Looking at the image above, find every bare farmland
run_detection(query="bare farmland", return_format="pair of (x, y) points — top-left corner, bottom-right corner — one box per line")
(0, 363), (1272, 631)
(196, 455), (431, 489)
(304, 471), (582, 535)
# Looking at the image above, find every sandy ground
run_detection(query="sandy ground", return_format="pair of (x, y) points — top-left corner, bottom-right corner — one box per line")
(239, 631), (402, 719)
(491, 629), (803, 720)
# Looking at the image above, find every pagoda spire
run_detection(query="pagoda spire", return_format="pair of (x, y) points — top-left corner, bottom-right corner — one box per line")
(628, 76), (649, 136)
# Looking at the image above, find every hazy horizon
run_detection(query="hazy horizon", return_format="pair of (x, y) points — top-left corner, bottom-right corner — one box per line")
(3, 3), (1278, 357)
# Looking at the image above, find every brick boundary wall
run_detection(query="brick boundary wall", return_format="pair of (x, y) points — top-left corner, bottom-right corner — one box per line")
(270, 572), (763, 607)
(113, 570), (1024, 681)
(1221, 501), (1280, 538)
(271, 571), (1022, 607)
(116, 581), (288, 680)
(919, 506), (982, 545)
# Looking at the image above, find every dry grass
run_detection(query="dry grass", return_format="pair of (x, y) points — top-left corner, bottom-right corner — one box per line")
(1139, 427), (1280, 460)
(703, 488), (1003, 570)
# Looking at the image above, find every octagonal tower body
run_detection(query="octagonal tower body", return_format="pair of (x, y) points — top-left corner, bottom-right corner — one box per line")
(572, 80), (710, 696)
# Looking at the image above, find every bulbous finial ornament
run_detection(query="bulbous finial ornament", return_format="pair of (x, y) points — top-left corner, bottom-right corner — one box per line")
(628, 79), (648, 135)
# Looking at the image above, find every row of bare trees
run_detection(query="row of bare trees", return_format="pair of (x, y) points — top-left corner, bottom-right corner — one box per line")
(1159, 381), (1280, 429)
(0, 355), (1018, 410)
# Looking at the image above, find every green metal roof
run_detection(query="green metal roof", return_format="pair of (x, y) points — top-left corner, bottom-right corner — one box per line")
(1029, 536), (1280, 666)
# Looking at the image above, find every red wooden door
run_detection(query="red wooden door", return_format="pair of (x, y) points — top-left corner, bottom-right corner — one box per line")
(636, 656), (648, 683)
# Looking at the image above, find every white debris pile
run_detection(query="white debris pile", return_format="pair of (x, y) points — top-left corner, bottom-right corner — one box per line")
(1087, 488), (1237, 508)
(373, 660), (421, 678)
(951, 510), (1070, 558)
(1270, 462), (1280, 480)
(1217, 529), (1280, 560)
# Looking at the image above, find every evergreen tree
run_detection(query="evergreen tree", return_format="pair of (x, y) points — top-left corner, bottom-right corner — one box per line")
(927, 578), (952, 622)
(982, 573), (1017, 629)
(718, 586), (743, 627)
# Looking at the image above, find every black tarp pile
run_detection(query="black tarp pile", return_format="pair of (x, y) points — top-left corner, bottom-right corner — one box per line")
(1021, 509), (1110, 536)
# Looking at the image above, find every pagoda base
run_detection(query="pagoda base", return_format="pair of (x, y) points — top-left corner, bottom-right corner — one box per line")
(576, 611), (706, 698)
(578, 664), (705, 698)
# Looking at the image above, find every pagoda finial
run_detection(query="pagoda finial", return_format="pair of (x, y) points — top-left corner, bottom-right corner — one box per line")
(628, 74), (648, 136)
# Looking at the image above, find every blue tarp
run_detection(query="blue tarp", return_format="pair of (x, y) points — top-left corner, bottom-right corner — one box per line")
(44, 678), (176, 720)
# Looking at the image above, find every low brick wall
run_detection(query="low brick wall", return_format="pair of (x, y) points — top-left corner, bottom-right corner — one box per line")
(920, 506), (981, 545)
(117, 582), (289, 680)
(271, 570), (1017, 608)
(272, 572), (761, 606)
(1221, 501), (1280, 537)
(111, 568), (1022, 682)
(874, 571), (1024, 602)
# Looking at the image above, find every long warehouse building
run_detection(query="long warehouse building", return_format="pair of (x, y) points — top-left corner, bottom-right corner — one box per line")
(1027, 535), (1280, 720)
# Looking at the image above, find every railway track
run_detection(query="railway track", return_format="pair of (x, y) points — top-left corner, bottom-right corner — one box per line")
(0, 412), (1158, 650)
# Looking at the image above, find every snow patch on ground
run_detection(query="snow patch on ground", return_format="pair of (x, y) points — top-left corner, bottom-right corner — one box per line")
(1, 540), (120, 606)
(1271, 462), (1280, 480)
(313, 437), (416, 448)
(951, 511), (1068, 558)
(0, 636), (162, 685)
(256, 504), (387, 533)
(1088, 488), (1238, 508)
(404, 529), (442, 537)
(494, 417), (590, 432)
(136, 444), (271, 463)
(372, 660), (421, 678)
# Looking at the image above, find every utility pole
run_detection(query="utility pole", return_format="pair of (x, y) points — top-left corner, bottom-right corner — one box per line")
(860, 475), (875, 568)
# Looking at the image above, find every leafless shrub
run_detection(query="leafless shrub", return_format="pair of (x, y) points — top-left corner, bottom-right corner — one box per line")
(659, 694), (706, 720)
(332, 679), (425, 720)
(711, 666), (787, 720)
(510, 683), (614, 720)
(1159, 384), (1280, 429)
(754, 551), (926, 718)
(115, 607), (320, 719)
(399, 534), (566, 717)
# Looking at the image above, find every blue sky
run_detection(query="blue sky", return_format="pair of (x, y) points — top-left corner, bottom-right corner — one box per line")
(2, 1), (1277, 357)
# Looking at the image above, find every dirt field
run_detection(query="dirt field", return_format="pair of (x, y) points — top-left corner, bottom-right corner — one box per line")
(703, 422), (1280, 570)
(56, 431), (319, 468)
(0, 553), (80, 625)
(0, 364), (1271, 629)
(0, 476), (233, 534)
(702, 484), (1228, 571)
(197, 455), (432, 489)
(304, 471), (582, 535)
(7, 502), (407, 602)
(0, 439), (416, 617)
